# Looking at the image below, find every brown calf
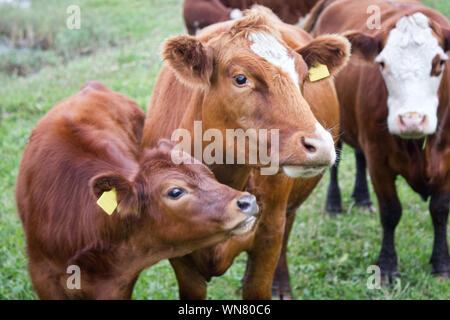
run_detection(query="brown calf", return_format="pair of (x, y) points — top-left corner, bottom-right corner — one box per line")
(143, 8), (348, 299)
(183, 0), (320, 35)
(310, 0), (450, 278)
(15, 82), (258, 299)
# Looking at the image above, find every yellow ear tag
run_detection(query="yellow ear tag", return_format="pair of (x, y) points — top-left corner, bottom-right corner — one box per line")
(309, 63), (330, 82)
(96, 188), (118, 215)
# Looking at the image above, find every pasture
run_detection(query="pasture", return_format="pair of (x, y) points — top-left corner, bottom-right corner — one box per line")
(0, 0), (449, 299)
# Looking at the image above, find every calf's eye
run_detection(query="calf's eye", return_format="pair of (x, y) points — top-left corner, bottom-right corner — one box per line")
(440, 60), (446, 66)
(167, 188), (186, 199)
(234, 75), (248, 86)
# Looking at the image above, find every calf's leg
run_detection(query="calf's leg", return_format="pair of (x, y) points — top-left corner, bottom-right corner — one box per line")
(351, 149), (373, 211)
(170, 256), (207, 300)
(28, 260), (67, 299)
(429, 192), (450, 277)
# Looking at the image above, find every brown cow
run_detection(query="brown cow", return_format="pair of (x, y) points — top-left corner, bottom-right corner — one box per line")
(183, 0), (320, 35)
(309, 0), (450, 278)
(15, 81), (259, 299)
(142, 8), (348, 299)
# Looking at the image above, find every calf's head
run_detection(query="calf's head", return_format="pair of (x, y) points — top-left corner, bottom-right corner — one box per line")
(163, 12), (350, 178)
(90, 140), (258, 257)
(345, 13), (450, 139)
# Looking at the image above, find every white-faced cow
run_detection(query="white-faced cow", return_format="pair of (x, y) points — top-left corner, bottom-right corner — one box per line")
(307, 0), (450, 279)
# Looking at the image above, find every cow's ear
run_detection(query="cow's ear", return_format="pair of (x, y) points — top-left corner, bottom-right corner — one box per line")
(342, 30), (385, 62)
(162, 35), (214, 88)
(90, 172), (138, 216)
(297, 34), (351, 79)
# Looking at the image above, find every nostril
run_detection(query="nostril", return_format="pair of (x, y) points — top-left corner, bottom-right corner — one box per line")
(420, 115), (427, 126)
(236, 195), (258, 216)
(301, 136), (317, 153)
(237, 199), (250, 211)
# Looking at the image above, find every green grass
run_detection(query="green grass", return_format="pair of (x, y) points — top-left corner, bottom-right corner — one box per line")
(0, 0), (449, 300)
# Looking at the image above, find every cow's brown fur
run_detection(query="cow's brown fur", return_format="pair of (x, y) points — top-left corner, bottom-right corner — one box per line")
(15, 82), (257, 299)
(142, 9), (346, 299)
(312, 0), (450, 277)
(183, 0), (321, 35)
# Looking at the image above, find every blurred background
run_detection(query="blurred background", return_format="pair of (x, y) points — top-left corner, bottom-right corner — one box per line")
(0, 0), (449, 299)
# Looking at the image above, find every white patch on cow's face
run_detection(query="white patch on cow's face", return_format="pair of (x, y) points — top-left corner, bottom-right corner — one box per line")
(248, 32), (300, 90)
(375, 13), (448, 138)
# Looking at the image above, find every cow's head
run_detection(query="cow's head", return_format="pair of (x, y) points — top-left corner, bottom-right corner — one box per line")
(90, 140), (258, 255)
(345, 13), (450, 139)
(162, 12), (350, 178)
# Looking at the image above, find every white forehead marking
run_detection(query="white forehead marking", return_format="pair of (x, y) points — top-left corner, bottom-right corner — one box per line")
(376, 13), (448, 79)
(248, 32), (300, 90)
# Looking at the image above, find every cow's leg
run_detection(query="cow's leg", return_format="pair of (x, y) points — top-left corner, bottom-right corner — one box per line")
(243, 174), (292, 300)
(170, 256), (207, 300)
(429, 192), (450, 277)
(326, 140), (342, 214)
(351, 149), (374, 211)
(272, 206), (296, 300)
(368, 161), (402, 280)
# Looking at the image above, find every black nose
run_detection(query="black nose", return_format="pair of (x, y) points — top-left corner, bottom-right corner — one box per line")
(236, 195), (258, 216)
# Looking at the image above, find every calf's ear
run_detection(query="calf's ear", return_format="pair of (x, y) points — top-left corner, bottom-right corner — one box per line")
(297, 34), (351, 80)
(162, 35), (214, 88)
(341, 30), (384, 62)
(90, 172), (138, 216)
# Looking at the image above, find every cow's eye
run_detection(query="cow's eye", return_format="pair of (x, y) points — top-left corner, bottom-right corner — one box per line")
(440, 59), (446, 66)
(234, 75), (248, 86)
(167, 188), (186, 199)
(378, 61), (385, 69)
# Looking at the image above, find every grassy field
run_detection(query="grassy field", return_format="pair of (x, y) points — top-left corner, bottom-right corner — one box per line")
(0, 0), (449, 300)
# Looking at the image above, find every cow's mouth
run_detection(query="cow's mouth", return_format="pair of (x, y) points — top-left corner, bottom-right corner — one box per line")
(282, 165), (328, 178)
(230, 216), (257, 236)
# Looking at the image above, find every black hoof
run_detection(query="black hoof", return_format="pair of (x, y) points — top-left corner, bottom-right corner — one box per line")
(325, 203), (342, 215)
(272, 279), (293, 300)
(271, 287), (293, 300)
(380, 271), (400, 286)
(432, 271), (449, 281)
(355, 202), (375, 212)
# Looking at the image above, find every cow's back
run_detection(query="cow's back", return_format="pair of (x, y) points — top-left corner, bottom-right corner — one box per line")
(314, 0), (447, 35)
(16, 85), (145, 262)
